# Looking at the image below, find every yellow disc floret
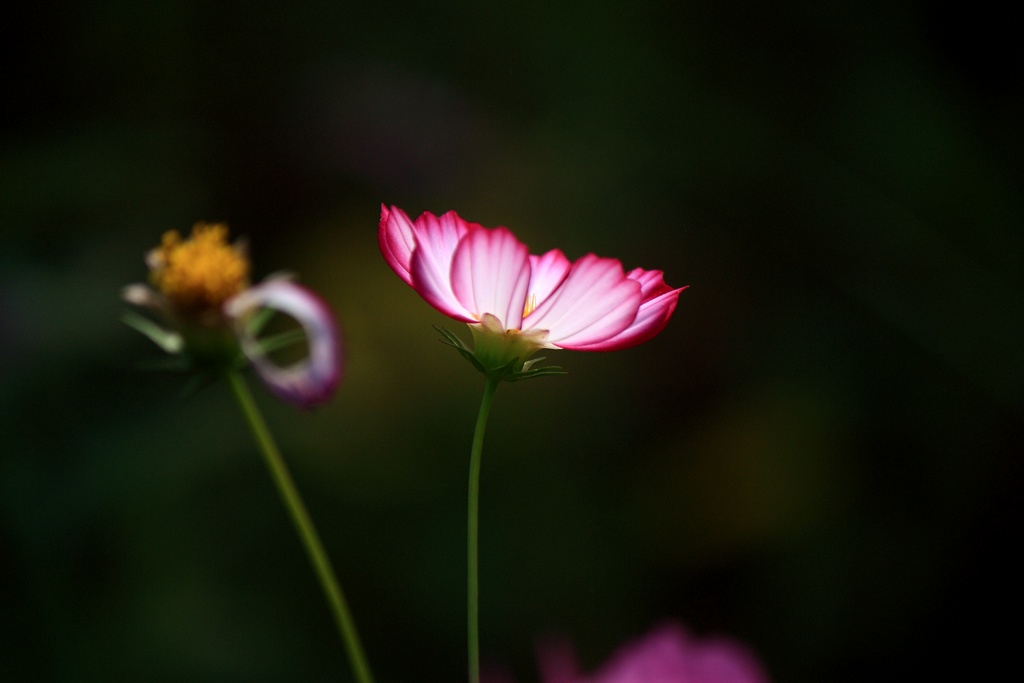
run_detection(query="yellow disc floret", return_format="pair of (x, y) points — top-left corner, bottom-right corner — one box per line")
(149, 223), (250, 313)
(522, 292), (538, 319)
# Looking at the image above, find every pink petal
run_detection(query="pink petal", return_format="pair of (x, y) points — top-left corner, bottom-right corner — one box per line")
(525, 254), (642, 349)
(571, 269), (686, 351)
(528, 249), (572, 308)
(666, 623), (769, 683)
(225, 281), (342, 408)
(450, 226), (531, 330)
(593, 623), (691, 682)
(378, 204), (418, 285)
(403, 209), (476, 321)
(625, 267), (677, 297)
(677, 636), (771, 683)
(540, 623), (770, 683)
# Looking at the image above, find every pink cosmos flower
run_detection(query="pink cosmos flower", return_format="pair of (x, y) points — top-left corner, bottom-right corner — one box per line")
(537, 622), (770, 683)
(379, 205), (684, 374)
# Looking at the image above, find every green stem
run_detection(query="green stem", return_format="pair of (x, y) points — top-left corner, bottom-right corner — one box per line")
(467, 376), (500, 683)
(227, 371), (374, 683)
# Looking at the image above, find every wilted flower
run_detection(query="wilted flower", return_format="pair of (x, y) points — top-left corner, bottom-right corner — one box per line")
(379, 205), (684, 380)
(538, 622), (770, 683)
(123, 223), (341, 407)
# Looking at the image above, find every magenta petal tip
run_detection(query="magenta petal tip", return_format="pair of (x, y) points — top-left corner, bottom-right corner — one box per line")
(538, 622), (770, 683)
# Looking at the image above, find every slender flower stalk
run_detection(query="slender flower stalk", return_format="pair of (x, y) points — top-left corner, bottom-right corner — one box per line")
(379, 205), (685, 683)
(123, 224), (370, 680)
(228, 371), (374, 683)
(467, 375), (500, 683)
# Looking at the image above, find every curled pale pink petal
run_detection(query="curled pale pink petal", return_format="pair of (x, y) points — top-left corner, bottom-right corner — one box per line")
(122, 283), (160, 308)
(451, 226), (531, 330)
(225, 280), (342, 408)
(526, 254), (642, 349)
(572, 270), (686, 351)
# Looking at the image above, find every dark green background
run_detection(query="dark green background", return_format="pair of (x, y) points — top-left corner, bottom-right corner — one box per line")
(2, 1), (1020, 681)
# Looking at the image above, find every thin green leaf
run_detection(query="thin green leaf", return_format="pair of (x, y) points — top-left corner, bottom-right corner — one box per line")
(121, 310), (184, 354)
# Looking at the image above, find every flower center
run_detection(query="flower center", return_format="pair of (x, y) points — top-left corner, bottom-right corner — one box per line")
(149, 223), (250, 312)
(522, 293), (537, 319)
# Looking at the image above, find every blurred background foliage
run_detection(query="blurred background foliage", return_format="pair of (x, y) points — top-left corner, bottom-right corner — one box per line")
(1, 1), (1020, 681)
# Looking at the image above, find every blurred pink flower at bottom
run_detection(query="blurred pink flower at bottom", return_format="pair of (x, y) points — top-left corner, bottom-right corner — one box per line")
(537, 623), (770, 683)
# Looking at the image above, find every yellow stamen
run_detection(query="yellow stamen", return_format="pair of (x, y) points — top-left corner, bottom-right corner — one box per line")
(522, 293), (537, 319)
(149, 223), (250, 312)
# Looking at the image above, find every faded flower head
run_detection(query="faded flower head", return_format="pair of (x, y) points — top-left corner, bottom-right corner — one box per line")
(379, 205), (685, 380)
(123, 223), (341, 407)
(538, 622), (770, 683)
(147, 223), (250, 317)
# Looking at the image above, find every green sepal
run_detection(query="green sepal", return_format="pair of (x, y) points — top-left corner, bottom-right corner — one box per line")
(123, 308), (248, 398)
(133, 354), (194, 374)
(434, 326), (567, 383)
(436, 326), (489, 375)
(177, 369), (226, 399)
(505, 361), (568, 382)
